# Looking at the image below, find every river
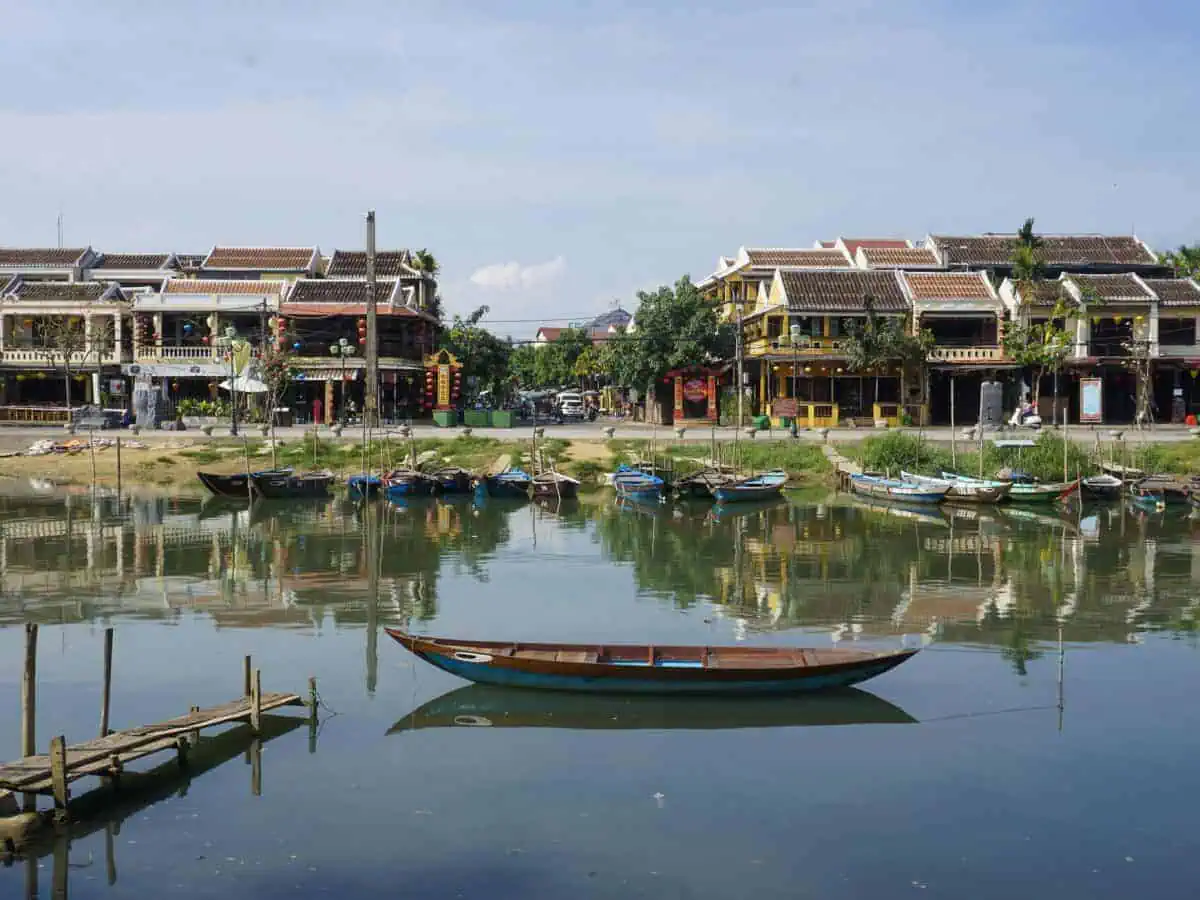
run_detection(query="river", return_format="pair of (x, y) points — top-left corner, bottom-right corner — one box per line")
(1, 486), (1197, 898)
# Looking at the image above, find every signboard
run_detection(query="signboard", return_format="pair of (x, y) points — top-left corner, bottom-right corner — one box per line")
(123, 362), (225, 377)
(772, 398), (798, 418)
(437, 363), (451, 408)
(1080, 377), (1103, 423)
(683, 378), (707, 403)
(707, 375), (718, 420)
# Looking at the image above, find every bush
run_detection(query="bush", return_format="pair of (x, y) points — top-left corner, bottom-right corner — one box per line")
(176, 398), (231, 418)
(859, 432), (952, 477)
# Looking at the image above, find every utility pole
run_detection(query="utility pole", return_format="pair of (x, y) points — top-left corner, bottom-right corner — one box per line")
(364, 210), (379, 427)
(735, 309), (744, 428)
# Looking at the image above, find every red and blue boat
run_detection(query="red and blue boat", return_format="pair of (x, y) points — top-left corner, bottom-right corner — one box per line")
(385, 629), (918, 695)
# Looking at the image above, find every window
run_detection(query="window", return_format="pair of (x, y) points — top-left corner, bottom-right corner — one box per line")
(1160, 318), (1196, 347)
(767, 317), (782, 339)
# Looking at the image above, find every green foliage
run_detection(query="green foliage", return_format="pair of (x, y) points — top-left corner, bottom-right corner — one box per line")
(441, 305), (513, 401)
(859, 432), (954, 477)
(176, 398), (231, 417)
(603, 276), (733, 391)
(411, 249), (440, 275)
(842, 296), (935, 400)
(1160, 244), (1200, 279)
(1010, 217), (1046, 285)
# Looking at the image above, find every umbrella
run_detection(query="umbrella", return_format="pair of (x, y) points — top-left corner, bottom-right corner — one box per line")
(218, 376), (269, 394)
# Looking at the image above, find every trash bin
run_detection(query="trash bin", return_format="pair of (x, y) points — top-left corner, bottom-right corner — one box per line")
(753, 415), (771, 431)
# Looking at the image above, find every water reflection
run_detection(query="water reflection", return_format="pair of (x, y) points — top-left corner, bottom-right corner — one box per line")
(0, 488), (1197, 661)
(386, 684), (917, 733)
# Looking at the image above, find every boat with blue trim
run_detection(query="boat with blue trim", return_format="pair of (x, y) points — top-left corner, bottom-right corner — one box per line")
(714, 470), (787, 504)
(849, 474), (947, 504)
(347, 474), (383, 499)
(611, 468), (665, 500)
(483, 467), (533, 498)
(384, 629), (919, 695)
(384, 468), (437, 498)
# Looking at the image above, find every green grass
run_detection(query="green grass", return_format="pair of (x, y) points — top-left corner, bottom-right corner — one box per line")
(602, 438), (832, 482)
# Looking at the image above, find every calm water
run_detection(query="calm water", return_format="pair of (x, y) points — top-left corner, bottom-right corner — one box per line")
(1, 486), (1199, 898)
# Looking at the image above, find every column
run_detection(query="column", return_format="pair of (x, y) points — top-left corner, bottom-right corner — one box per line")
(1073, 316), (1089, 358)
(153, 312), (164, 354)
(112, 312), (123, 363)
(91, 372), (102, 406)
(0, 313), (6, 351)
(1147, 305), (1160, 357)
(84, 315), (95, 357)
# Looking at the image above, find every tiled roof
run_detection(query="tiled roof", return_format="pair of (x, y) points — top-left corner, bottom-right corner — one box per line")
(746, 249), (851, 268)
(91, 252), (172, 270)
(779, 270), (907, 312)
(1143, 278), (1200, 307)
(840, 238), (909, 256)
(6, 281), (114, 303)
(174, 254), (206, 269)
(1012, 280), (1070, 308)
(326, 250), (423, 278)
(0, 248), (88, 268)
(589, 307), (632, 329)
(862, 247), (939, 268)
(903, 272), (994, 301)
(933, 234), (1156, 267)
(536, 327), (564, 342)
(203, 246), (316, 271)
(285, 279), (397, 306)
(1068, 273), (1153, 302)
(164, 279), (285, 295)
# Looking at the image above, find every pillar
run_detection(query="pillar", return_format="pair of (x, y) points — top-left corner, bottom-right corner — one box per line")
(1073, 316), (1089, 359)
(153, 312), (164, 353)
(324, 379), (334, 425)
(112, 312), (123, 363)
(91, 372), (101, 406)
(0, 313), (6, 351)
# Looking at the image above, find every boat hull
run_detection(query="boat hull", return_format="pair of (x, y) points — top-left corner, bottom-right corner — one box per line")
(485, 476), (532, 498)
(903, 471), (1009, 503)
(250, 472), (333, 499)
(198, 469), (290, 498)
(385, 474), (436, 498)
(850, 475), (946, 504)
(386, 630), (918, 696)
(347, 475), (383, 499)
(532, 477), (579, 499)
(1008, 481), (1078, 503)
(431, 469), (474, 494)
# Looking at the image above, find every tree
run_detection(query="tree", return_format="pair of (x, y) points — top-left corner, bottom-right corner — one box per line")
(603, 276), (733, 417)
(1161, 244), (1200, 279)
(40, 314), (90, 413)
(411, 249), (440, 275)
(1006, 218), (1072, 409)
(260, 321), (298, 467)
(536, 328), (593, 387)
(509, 343), (539, 388)
(844, 296), (935, 411)
(1010, 217), (1046, 286)
(440, 305), (513, 402)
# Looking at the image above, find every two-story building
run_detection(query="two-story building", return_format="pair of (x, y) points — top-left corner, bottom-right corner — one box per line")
(697, 247), (854, 322)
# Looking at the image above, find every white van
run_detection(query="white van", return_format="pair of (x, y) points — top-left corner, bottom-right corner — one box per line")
(557, 391), (585, 419)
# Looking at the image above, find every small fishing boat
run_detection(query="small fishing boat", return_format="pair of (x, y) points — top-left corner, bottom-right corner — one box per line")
(249, 470), (334, 500)
(429, 466), (474, 494)
(347, 474), (383, 499)
(483, 467), (533, 498)
(849, 474), (948, 504)
(1101, 462), (1145, 482)
(903, 471), (1010, 503)
(611, 469), (665, 500)
(531, 471), (580, 499)
(197, 468), (291, 498)
(385, 684), (917, 734)
(674, 468), (736, 500)
(1081, 473), (1123, 500)
(384, 469), (437, 498)
(714, 470), (788, 504)
(1006, 479), (1080, 503)
(1130, 476), (1192, 505)
(385, 629), (919, 695)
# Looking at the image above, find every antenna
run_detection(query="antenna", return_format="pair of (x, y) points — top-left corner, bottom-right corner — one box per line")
(56, 210), (63, 248)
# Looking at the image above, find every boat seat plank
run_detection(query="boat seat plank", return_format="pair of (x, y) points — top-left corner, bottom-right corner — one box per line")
(555, 651), (599, 664)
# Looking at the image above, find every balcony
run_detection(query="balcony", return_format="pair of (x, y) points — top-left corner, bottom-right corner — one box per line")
(136, 344), (220, 362)
(928, 346), (1006, 363)
(1087, 341), (1131, 358)
(0, 346), (126, 366)
(747, 336), (846, 357)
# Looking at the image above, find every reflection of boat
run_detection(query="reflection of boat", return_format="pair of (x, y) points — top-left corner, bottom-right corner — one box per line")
(714, 470), (788, 504)
(1081, 473), (1123, 500)
(483, 468), (533, 498)
(533, 494), (580, 516)
(531, 471), (580, 499)
(384, 469), (436, 498)
(198, 468), (290, 498)
(249, 471), (334, 499)
(385, 684), (917, 733)
(846, 495), (950, 525)
(902, 471), (1010, 503)
(709, 496), (787, 521)
(347, 474), (383, 499)
(850, 474), (947, 504)
(385, 629), (919, 695)
(198, 496), (250, 519)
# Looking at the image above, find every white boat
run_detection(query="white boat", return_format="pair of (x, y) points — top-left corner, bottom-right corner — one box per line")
(902, 471), (1011, 503)
(849, 474), (948, 504)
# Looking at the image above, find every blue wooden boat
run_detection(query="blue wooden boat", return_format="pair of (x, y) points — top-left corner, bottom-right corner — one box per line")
(850, 474), (947, 504)
(714, 470), (787, 504)
(384, 469), (436, 498)
(347, 474), (383, 499)
(430, 466), (475, 494)
(611, 469), (664, 500)
(385, 629), (919, 695)
(484, 467), (533, 498)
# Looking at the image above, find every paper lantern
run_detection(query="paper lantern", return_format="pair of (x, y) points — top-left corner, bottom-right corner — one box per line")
(293, 341), (302, 351)
(1191, 370), (1198, 379)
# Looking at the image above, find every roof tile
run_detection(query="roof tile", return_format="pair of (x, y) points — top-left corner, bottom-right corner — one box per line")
(286, 279), (397, 306)
(0, 248), (88, 268)
(840, 238), (909, 256)
(164, 280), (286, 295)
(1069, 273), (1154, 302)
(780, 270), (907, 312)
(91, 252), (172, 270)
(326, 250), (424, 278)
(746, 248), (851, 268)
(903, 272), (994, 301)
(203, 247), (316, 271)
(863, 247), (939, 268)
(1141, 278), (1200, 307)
(933, 234), (1157, 267)
(5, 281), (114, 303)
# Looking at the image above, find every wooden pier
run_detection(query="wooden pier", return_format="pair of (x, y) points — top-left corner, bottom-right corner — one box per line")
(2, 624), (316, 856)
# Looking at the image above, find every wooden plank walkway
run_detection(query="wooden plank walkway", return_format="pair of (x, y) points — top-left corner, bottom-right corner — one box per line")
(0, 692), (302, 795)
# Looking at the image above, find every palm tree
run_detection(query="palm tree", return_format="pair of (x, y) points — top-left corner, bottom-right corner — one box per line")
(412, 248), (440, 276)
(1161, 244), (1200, 279)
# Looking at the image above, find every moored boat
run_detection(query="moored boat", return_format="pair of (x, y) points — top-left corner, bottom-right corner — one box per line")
(1130, 475), (1194, 505)
(429, 466), (474, 494)
(714, 470), (788, 504)
(611, 469), (664, 500)
(674, 468), (736, 500)
(531, 471), (580, 499)
(1006, 479), (1080, 503)
(384, 469), (437, 498)
(385, 629), (919, 695)
(903, 471), (1010, 503)
(249, 471), (334, 500)
(198, 468), (291, 498)
(1081, 473), (1123, 500)
(484, 467), (533, 498)
(849, 474), (947, 504)
(347, 474), (383, 499)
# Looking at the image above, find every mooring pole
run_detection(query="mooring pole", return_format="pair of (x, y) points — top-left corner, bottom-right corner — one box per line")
(100, 627), (114, 737)
(116, 436), (123, 496)
(243, 655), (252, 698)
(106, 821), (118, 885)
(50, 735), (69, 816)
(250, 738), (263, 797)
(251, 669), (262, 733)
(21, 623), (38, 811)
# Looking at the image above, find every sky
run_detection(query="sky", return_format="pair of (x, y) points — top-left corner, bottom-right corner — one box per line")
(1, 0), (1198, 337)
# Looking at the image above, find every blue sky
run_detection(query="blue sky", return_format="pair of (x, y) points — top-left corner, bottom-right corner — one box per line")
(1, 0), (1197, 336)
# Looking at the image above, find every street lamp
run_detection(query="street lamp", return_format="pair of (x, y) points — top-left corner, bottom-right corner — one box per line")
(216, 325), (240, 435)
(329, 337), (356, 423)
(790, 323), (803, 438)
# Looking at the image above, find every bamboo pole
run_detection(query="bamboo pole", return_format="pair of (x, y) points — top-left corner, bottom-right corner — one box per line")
(115, 436), (122, 495)
(22, 623), (37, 811)
(100, 627), (113, 737)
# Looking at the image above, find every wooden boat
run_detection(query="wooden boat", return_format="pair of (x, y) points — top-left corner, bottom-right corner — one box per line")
(429, 466), (474, 494)
(1131, 476), (1194, 504)
(385, 629), (919, 695)
(1007, 479), (1080, 503)
(1081, 473), (1123, 499)
(384, 469), (436, 498)
(197, 468), (290, 498)
(714, 470), (788, 504)
(249, 471), (334, 500)
(531, 471), (580, 499)
(385, 684), (917, 734)
(849, 474), (947, 504)
(1101, 462), (1145, 482)
(674, 468), (735, 500)
(346, 474), (383, 499)
(902, 471), (1010, 503)
(611, 469), (664, 500)
(483, 467), (533, 498)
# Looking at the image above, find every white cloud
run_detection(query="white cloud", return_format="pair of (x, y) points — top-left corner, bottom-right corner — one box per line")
(469, 256), (566, 290)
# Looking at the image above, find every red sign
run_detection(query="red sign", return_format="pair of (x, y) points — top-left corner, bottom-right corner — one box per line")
(773, 398), (798, 417)
(683, 378), (707, 402)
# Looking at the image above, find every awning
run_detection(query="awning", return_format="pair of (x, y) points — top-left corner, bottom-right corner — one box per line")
(219, 376), (268, 394)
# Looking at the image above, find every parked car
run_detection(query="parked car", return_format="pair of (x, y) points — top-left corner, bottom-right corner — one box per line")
(557, 392), (585, 419)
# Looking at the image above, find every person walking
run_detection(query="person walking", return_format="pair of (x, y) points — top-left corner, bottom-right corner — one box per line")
(312, 394), (323, 426)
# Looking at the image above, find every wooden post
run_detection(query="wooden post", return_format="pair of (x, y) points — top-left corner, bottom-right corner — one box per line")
(50, 735), (69, 815)
(251, 669), (262, 733)
(308, 676), (318, 755)
(21, 623), (37, 811)
(243, 655), (252, 698)
(99, 627), (113, 737)
(105, 822), (118, 886)
(1062, 407), (1069, 483)
(250, 738), (262, 797)
(115, 436), (122, 496)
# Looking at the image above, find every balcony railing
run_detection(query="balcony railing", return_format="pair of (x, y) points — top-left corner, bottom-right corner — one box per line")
(1157, 344), (1198, 358)
(1087, 342), (1131, 358)
(0, 347), (126, 365)
(747, 336), (846, 356)
(928, 346), (1006, 363)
